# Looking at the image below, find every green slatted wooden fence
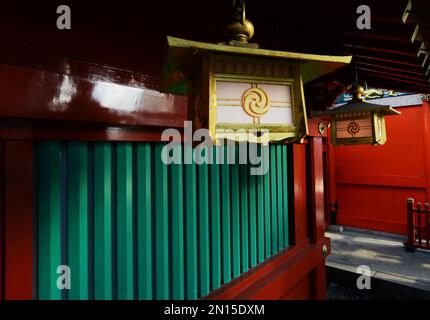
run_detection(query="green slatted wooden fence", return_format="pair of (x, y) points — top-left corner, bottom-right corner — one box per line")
(36, 141), (290, 300)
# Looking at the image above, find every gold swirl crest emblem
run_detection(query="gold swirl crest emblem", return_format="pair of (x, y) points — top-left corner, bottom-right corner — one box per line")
(347, 121), (360, 137)
(241, 87), (269, 119)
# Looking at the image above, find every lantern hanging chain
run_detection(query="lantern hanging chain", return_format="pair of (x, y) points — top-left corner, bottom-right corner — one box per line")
(232, 0), (245, 23)
(241, 0), (246, 25)
(353, 43), (358, 84)
(351, 43), (367, 100)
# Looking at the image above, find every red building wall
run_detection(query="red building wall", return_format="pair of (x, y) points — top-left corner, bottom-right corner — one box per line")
(0, 61), (329, 300)
(331, 100), (430, 235)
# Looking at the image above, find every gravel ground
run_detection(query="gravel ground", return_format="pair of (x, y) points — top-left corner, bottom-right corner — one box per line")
(327, 281), (387, 300)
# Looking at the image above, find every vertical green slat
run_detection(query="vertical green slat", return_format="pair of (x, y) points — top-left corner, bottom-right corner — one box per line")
(282, 146), (289, 248)
(94, 142), (112, 300)
(116, 143), (134, 299)
(276, 145), (284, 251)
(249, 171), (257, 267)
(210, 151), (221, 290)
(136, 143), (152, 299)
(239, 163), (249, 273)
(154, 144), (169, 299)
(198, 149), (210, 297)
(270, 145), (278, 255)
(231, 159), (241, 278)
(38, 141), (290, 301)
(185, 144), (198, 299)
(256, 154), (265, 263)
(264, 150), (271, 258)
(67, 142), (88, 300)
(221, 145), (231, 283)
(171, 143), (184, 299)
(38, 141), (62, 300)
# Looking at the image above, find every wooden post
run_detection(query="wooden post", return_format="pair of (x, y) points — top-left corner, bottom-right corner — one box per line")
(417, 202), (422, 247)
(327, 126), (338, 225)
(308, 137), (327, 299)
(293, 144), (308, 246)
(404, 198), (416, 252)
(4, 141), (34, 299)
(425, 203), (430, 248)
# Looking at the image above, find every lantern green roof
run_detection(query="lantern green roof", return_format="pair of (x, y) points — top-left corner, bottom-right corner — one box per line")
(161, 36), (352, 95)
(325, 100), (401, 116)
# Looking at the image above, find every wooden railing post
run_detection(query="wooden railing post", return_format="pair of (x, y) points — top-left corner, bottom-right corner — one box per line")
(426, 203), (430, 248)
(417, 202), (422, 247)
(404, 198), (416, 252)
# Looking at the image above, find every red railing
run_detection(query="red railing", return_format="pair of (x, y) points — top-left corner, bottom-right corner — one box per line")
(404, 198), (430, 252)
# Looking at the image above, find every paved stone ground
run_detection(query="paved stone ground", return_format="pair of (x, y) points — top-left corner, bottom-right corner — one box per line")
(327, 281), (386, 300)
(326, 227), (430, 298)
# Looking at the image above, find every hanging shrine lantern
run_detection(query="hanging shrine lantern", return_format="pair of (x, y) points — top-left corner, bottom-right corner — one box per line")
(160, 0), (351, 143)
(326, 82), (401, 147)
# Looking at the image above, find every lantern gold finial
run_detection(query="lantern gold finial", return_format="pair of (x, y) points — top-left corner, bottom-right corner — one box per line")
(350, 82), (366, 101)
(224, 0), (256, 47)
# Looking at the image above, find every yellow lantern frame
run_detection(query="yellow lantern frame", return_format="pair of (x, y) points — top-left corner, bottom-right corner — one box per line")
(161, 36), (351, 143)
(326, 100), (401, 147)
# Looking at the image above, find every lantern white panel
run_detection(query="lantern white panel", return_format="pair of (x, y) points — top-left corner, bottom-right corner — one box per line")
(215, 80), (294, 126)
(336, 118), (373, 139)
(259, 107), (293, 124)
(217, 106), (254, 124)
(216, 81), (251, 100)
(258, 83), (292, 102)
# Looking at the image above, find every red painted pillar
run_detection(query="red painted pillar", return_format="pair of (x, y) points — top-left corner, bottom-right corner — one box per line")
(423, 101), (430, 202)
(4, 141), (33, 300)
(309, 138), (325, 241)
(309, 137), (327, 300)
(293, 144), (308, 245)
(327, 126), (337, 225)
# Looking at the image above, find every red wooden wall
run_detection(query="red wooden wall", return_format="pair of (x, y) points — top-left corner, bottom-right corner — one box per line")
(330, 101), (430, 235)
(0, 56), (330, 300)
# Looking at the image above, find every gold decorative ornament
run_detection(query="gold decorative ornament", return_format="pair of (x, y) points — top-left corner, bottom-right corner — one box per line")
(346, 121), (360, 137)
(318, 122), (326, 135)
(322, 244), (329, 257)
(224, 0), (256, 47)
(241, 86), (270, 122)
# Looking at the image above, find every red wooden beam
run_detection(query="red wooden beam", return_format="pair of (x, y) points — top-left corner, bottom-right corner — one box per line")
(207, 238), (329, 300)
(338, 31), (412, 44)
(358, 66), (430, 85)
(351, 54), (423, 68)
(360, 71), (430, 93)
(240, 240), (328, 300)
(0, 119), (169, 142)
(4, 141), (33, 300)
(357, 61), (425, 77)
(0, 64), (188, 129)
(341, 43), (417, 58)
